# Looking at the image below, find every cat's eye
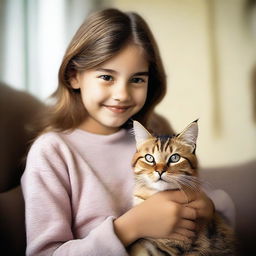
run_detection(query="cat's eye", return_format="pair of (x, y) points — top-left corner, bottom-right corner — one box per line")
(169, 153), (180, 163)
(145, 154), (155, 163)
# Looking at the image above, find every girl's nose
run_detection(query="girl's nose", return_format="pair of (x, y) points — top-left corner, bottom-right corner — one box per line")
(112, 82), (131, 102)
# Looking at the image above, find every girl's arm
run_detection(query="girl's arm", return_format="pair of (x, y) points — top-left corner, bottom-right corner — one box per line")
(22, 134), (228, 254)
(21, 134), (129, 256)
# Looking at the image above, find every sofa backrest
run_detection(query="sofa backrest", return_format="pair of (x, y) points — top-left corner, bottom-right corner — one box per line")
(0, 83), (44, 255)
(200, 161), (256, 255)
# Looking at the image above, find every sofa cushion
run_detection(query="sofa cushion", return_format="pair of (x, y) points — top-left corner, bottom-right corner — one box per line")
(0, 83), (44, 192)
(200, 160), (256, 255)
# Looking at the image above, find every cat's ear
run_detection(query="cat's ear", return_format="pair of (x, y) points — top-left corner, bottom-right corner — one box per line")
(177, 120), (198, 150)
(133, 120), (153, 147)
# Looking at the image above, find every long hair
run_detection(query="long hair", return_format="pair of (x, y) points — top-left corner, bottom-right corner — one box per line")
(42, 8), (167, 133)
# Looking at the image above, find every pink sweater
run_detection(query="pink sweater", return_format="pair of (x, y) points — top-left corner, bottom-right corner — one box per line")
(21, 128), (235, 256)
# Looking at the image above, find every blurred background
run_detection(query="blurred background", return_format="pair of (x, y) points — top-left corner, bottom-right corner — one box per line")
(0, 0), (255, 168)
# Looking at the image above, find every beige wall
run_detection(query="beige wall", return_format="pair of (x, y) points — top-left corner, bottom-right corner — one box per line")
(108, 0), (256, 167)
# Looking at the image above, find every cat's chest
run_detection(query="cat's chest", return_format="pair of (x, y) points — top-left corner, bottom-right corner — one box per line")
(133, 185), (158, 206)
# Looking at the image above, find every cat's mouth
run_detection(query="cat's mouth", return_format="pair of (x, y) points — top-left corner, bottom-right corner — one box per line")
(156, 177), (166, 182)
(155, 174), (169, 183)
(155, 179), (167, 184)
(151, 179), (180, 191)
(152, 174), (201, 192)
(152, 174), (181, 190)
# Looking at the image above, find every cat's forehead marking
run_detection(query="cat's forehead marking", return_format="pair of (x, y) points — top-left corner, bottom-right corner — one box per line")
(154, 151), (167, 163)
(155, 136), (174, 153)
(164, 138), (171, 152)
(152, 139), (159, 153)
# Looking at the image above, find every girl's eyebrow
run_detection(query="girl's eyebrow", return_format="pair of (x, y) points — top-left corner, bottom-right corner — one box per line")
(133, 71), (149, 77)
(95, 68), (149, 76)
(96, 68), (117, 74)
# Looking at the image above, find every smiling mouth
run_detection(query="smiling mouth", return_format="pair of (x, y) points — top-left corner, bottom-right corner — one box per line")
(103, 105), (131, 113)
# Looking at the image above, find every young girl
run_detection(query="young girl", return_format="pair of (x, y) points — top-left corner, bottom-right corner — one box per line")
(21, 8), (234, 256)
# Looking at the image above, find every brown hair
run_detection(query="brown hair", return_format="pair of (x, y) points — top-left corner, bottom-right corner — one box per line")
(42, 8), (167, 133)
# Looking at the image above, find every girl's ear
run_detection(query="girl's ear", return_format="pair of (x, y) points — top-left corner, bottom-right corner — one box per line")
(70, 73), (80, 89)
(177, 120), (198, 150)
(133, 120), (153, 147)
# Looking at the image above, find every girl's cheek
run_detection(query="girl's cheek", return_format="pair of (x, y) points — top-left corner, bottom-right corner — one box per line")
(83, 87), (107, 99)
(138, 87), (148, 104)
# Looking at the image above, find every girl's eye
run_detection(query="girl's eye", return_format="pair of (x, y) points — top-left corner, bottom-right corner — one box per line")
(169, 153), (180, 163)
(99, 75), (113, 81)
(130, 77), (145, 84)
(145, 154), (155, 163)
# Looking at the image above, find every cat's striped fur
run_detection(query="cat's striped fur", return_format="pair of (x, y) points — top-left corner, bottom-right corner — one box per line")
(128, 120), (235, 256)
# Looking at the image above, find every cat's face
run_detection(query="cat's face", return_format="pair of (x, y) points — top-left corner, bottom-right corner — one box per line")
(132, 120), (199, 191)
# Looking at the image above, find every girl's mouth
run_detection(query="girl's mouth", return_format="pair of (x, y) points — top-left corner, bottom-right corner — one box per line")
(103, 105), (131, 113)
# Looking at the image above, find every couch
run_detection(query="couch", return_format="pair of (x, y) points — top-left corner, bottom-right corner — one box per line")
(0, 83), (255, 255)
(200, 160), (256, 255)
(0, 83), (44, 255)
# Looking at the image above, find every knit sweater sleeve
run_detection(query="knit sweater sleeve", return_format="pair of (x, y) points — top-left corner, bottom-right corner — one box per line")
(21, 133), (128, 256)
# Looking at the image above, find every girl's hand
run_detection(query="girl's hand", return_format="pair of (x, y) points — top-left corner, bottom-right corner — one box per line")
(187, 190), (215, 223)
(114, 190), (197, 246)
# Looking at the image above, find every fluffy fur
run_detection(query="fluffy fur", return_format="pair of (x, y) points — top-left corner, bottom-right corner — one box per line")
(128, 120), (236, 256)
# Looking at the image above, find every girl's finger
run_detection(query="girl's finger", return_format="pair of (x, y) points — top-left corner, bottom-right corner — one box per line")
(160, 190), (188, 204)
(173, 227), (196, 238)
(178, 219), (196, 231)
(180, 205), (197, 220)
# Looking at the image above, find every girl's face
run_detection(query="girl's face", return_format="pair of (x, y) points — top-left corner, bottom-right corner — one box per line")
(71, 43), (149, 135)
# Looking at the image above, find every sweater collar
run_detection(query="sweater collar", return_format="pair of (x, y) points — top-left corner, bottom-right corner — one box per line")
(71, 128), (133, 144)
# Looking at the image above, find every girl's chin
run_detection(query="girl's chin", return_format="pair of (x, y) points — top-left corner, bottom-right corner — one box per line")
(80, 114), (132, 134)
(102, 117), (130, 127)
(91, 120), (128, 134)
(102, 122), (127, 131)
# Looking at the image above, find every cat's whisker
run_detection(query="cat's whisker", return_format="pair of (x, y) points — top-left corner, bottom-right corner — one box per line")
(197, 178), (215, 190)
(177, 175), (202, 187)
(167, 178), (184, 193)
(166, 181), (191, 204)
(165, 176), (200, 195)
(166, 175), (200, 191)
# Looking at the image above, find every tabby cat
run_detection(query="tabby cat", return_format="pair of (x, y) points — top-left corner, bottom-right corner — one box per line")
(128, 120), (235, 256)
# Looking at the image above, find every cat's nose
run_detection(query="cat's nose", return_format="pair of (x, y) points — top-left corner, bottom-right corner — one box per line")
(155, 169), (167, 177)
(155, 164), (166, 176)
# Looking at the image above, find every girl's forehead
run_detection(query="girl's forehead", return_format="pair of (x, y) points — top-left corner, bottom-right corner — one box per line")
(99, 44), (149, 72)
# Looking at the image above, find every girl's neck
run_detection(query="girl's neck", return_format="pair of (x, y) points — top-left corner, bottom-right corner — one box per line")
(78, 121), (121, 135)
